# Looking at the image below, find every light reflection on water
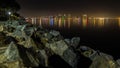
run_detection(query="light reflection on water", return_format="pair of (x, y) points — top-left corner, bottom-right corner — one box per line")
(26, 17), (120, 29)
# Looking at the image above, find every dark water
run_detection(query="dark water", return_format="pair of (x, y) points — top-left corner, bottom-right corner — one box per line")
(26, 17), (120, 68)
(32, 17), (120, 59)
(60, 27), (120, 59)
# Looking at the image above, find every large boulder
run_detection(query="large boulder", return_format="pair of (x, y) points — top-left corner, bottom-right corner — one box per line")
(4, 42), (20, 62)
(63, 48), (78, 68)
(36, 50), (48, 67)
(71, 37), (80, 49)
(89, 53), (120, 68)
(45, 40), (78, 68)
(0, 42), (24, 68)
(25, 51), (39, 67)
(18, 37), (37, 48)
(45, 40), (68, 56)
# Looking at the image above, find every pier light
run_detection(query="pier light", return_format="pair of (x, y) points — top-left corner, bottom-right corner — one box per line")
(8, 11), (12, 15)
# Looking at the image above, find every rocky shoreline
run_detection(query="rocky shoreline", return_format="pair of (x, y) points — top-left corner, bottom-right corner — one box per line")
(0, 20), (120, 68)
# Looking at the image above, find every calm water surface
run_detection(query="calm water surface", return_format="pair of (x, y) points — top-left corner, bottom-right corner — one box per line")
(30, 17), (120, 59)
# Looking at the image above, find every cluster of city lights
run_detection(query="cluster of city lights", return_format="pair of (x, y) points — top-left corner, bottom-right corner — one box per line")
(25, 14), (120, 28)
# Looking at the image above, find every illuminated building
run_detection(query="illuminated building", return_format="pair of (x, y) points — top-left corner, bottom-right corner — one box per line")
(58, 17), (62, 27)
(118, 18), (120, 27)
(31, 18), (34, 24)
(50, 16), (54, 26)
(53, 16), (58, 26)
(62, 15), (65, 27)
(77, 17), (81, 25)
(82, 14), (88, 27)
(97, 17), (105, 27)
(39, 17), (42, 26)
(34, 17), (37, 25)
(93, 17), (96, 26)
(25, 18), (30, 23)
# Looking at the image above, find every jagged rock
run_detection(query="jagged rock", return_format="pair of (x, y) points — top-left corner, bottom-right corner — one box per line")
(36, 50), (48, 67)
(10, 21), (20, 27)
(43, 33), (53, 41)
(7, 30), (24, 42)
(71, 37), (80, 48)
(16, 25), (26, 32)
(45, 40), (68, 56)
(89, 53), (120, 68)
(18, 37), (37, 48)
(49, 30), (60, 37)
(63, 48), (78, 68)
(45, 40), (78, 68)
(0, 25), (4, 32)
(64, 37), (80, 49)
(0, 47), (7, 64)
(4, 42), (20, 62)
(1, 60), (24, 68)
(5, 21), (20, 29)
(26, 51), (39, 67)
(79, 46), (120, 68)
(64, 39), (71, 45)
(0, 42), (24, 68)
(24, 26), (37, 36)
(1, 21), (20, 33)
(41, 37), (49, 45)
(117, 59), (120, 66)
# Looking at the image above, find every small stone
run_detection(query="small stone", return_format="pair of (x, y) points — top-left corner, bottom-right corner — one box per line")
(49, 30), (60, 37)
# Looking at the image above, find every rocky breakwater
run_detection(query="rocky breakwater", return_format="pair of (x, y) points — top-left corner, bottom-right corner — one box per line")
(0, 20), (120, 68)
(0, 20), (80, 68)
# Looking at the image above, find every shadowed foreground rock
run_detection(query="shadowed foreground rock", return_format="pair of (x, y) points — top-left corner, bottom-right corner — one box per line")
(79, 46), (120, 68)
(0, 20), (120, 68)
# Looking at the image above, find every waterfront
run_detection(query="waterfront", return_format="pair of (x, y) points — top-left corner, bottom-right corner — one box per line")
(26, 16), (120, 59)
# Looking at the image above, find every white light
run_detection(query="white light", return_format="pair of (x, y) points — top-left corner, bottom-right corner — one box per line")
(83, 14), (87, 17)
(8, 12), (11, 15)
(99, 18), (104, 20)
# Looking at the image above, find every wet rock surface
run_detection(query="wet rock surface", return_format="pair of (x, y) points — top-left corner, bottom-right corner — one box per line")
(0, 20), (120, 68)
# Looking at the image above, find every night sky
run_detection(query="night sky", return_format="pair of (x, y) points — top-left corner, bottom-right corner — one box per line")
(17, 0), (120, 17)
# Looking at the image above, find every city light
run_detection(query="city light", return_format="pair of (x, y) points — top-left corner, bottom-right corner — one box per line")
(25, 14), (120, 28)
(99, 18), (104, 20)
(118, 17), (120, 27)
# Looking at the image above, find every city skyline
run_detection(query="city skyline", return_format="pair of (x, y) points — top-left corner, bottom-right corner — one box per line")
(17, 0), (120, 17)
(25, 14), (120, 29)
